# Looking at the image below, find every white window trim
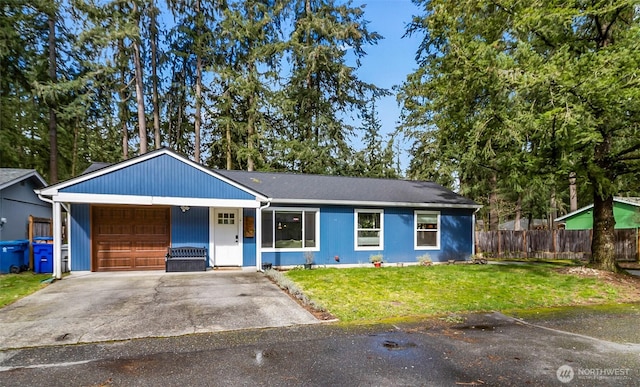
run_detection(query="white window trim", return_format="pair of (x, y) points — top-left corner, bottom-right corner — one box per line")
(354, 209), (384, 251)
(414, 210), (440, 250)
(262, 207), (320, 252)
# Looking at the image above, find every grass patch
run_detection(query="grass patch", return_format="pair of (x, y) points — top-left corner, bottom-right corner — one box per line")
(285, 264), (640, 322)
(0, 272), (53, 308)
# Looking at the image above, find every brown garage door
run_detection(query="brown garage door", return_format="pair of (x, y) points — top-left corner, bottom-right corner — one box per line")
(92, 206), (170, 271)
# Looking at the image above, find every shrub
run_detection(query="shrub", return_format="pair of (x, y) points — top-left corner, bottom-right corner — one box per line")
(369, 254), (383, 263)
(264, 269), (326, 312)
(417, 253), (432, 266)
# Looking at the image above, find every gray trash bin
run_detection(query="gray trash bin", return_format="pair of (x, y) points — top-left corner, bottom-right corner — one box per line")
(61, 244), (69, 273)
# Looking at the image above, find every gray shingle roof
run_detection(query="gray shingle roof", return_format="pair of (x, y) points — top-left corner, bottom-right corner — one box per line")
(0, 169), (46, 191)
(76, 151), (478, 208)
(82, 162), (113, 175)
(216, 170), (478, 207)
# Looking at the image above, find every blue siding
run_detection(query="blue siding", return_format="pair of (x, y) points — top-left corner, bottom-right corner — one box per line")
(70, 204), (91, 271)
(242, 209), (256, 267)
(171, 206), (209, 254)
(71, 205), (210, 271)
(0, 178), (51, 241)
(261, 206), (475, 266)
(440, 209), (474, 261)
(62, 154), (254, 200)
(383, 208), (415, 262)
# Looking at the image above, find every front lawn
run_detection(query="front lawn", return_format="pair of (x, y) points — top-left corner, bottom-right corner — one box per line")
(285, 264), (640, 322)
(0, 273), (52, 308)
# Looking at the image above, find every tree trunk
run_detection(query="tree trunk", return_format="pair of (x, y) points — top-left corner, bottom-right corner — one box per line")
(226, 121), (232, 170)
(569, 172), (577, 212)
(247, 94), (255, 171)
(72, 119), (79, 176)
(590, 194), (618, 272)
(150, 2), (161, 149)
(489, 172), (499, 231)
(549, 188), (557, 229)
(589, 135), (619, 272)
(48, 13), (58, 183)
(514, 195), (521, 231)
(177, 97), (183, 151)
(117, 38), (129, 159)
(132, 2), (147, 154)
(194, 0), (202, 163)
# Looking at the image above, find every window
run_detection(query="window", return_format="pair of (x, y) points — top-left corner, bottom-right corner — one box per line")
(217, 212), (235, 225)
(355, 209), (384, 250)
(262, 208), (319, 250)
(415, 211), (439, 249)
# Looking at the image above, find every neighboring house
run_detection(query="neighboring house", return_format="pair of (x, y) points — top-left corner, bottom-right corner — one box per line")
(499, 219), (548, 230)
(0, 169), (50, 241)
(555, 197), (640, 230)
(36, 149), (480, 278)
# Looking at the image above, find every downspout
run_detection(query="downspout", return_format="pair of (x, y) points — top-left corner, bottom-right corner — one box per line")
(256, 200), (271, 272)
(472, 207), (480, 258)
(37, 193), (69, 280)
(37, 193), (70, 213)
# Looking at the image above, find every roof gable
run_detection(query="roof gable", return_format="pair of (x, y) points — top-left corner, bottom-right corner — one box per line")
(555, 197), (640, 222)
(0, 169), (47, 191)
(39, 149), (264, 201)
(217, 170), (479, 208)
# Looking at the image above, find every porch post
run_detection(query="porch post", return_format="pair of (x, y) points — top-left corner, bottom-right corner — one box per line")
(53, 201), (63, 279)
(472, 209), (478, 257)
(66, 207), (72, 271)
(256, 206), (262, 271)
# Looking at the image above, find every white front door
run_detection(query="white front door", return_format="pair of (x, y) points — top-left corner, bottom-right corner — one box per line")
(210, 208), (243, 266)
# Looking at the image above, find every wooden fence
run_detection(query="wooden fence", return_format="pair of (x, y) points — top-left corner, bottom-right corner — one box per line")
(475, 229), (639, 261)
(28, 215), (53, 270)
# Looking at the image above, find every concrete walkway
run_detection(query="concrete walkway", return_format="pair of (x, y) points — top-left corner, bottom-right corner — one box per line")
(0, 270), (320, 350)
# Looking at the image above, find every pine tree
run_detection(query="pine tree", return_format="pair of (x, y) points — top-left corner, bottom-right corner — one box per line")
(166, 0), (225, 162)
(207, 0), (285, 171)
(0, 1), (49, 170)
(355, 98), (397, 178)
(400, 0), (640, 270)
(276, 0), (383, 174)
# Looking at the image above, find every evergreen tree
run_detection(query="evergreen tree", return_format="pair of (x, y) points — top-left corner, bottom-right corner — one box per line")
(400, 0), (640, 271)
(354, 98), (397, 178)
(0, 1), (50, 170)
(207, 0), (285, 171)
(166, 0), (225, 162)
(275, 0), (383, 174)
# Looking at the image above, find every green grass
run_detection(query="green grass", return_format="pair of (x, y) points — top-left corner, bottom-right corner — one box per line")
(285, 264), (640, 322)
(0, 272), (53, 308)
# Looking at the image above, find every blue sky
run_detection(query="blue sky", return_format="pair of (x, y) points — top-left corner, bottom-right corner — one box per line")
(350, 0), (423, 171)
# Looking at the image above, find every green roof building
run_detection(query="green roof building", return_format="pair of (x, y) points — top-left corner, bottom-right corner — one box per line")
(555, 197), (640, 230)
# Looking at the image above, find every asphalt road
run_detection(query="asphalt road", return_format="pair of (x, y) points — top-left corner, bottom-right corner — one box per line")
(1, 309), (639, 386)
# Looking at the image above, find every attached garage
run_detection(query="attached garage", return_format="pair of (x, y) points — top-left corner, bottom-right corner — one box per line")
(37, 150), (265, 277)
(92, 206), (170, 271)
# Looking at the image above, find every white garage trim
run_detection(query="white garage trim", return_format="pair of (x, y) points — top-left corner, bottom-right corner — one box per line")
(52, 192), (261, 208)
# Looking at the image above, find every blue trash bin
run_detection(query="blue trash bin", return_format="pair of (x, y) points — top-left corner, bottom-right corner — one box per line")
(33, 237), (54, 274)
(0, 240), (30, 274)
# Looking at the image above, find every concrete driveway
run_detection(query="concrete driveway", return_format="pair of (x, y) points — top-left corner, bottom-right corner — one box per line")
(0, 270), (320, 350)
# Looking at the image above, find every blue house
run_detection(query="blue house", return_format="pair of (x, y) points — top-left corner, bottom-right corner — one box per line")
(36, 149), (480, 278)
(0, 169), (51, 241)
